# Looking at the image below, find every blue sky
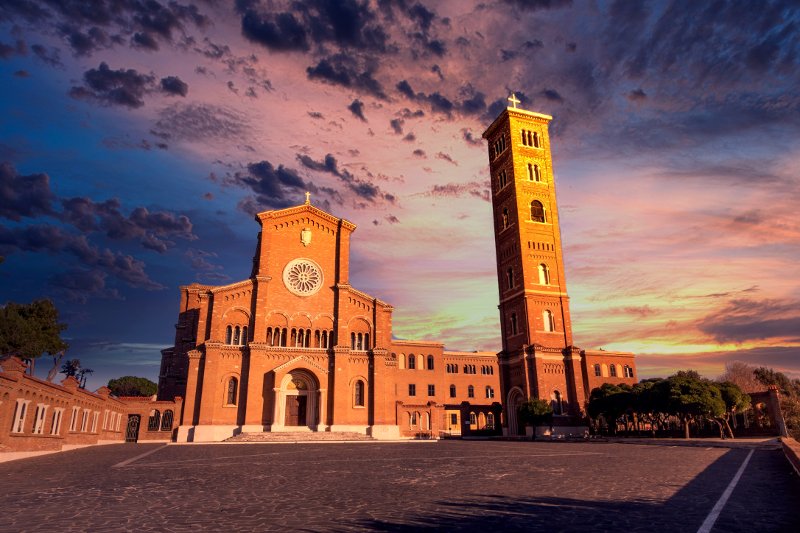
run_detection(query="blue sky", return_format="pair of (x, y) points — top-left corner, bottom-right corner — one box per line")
(1, 0), (799, 389)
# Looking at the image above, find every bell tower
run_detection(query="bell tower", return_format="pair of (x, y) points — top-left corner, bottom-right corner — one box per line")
(483, 95), (585, 433)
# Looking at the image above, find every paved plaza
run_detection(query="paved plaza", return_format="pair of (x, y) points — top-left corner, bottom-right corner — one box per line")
(1, 439), (798, 532)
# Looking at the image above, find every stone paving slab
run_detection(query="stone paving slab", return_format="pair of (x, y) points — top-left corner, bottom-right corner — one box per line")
(1, 440), (798, 532)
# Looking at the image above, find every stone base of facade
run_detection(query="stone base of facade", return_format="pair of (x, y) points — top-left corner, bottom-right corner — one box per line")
(368, 425), (401, 440)
(178, 424), (241, 442)
(329, 425), (369, 434)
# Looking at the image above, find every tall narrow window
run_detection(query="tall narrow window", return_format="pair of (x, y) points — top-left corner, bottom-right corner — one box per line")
(241, 326), (248, 345)
(227, 377), (238, 405)
(449, 385), (456, 398)
(161, 410), (174, 431)
(408, 384), (416, 396)
(148, 410), (161, 431)
(533, 132), (540, 147)
(543, 310), (555, 332)
(364, 333), (370, 350)
(486, 386), (495, 399)
(233, 326), (241, 345)
(501, 208), (509, 229)
(351, 332), (356, 350)
(354, 380), (365, 407)
(610, 364), (618, 377)
(427, 355), (434, 370)
(11, 400), (28, 433)
(533, 164), (541, 181)
(538, 263), (550, 285)
(428, 384), (435, 396)
(468, 385), (475, 398)
(487, 413), (495, 430)
(527, 162), (533, 180)
(281, 328), (288, 347)
(408, 354), (416, 370)
(506, 268), (514, 290)
(531, 200), (546, 223)
(510, 313), (518, 335)
(594, 364), (602, 377)
(225, 325), (232, 344)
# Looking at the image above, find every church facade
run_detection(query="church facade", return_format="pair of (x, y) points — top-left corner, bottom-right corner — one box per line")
(158, 102), (637, 441)
(483, 101), (637, 434)
(158, 198), (501, 441)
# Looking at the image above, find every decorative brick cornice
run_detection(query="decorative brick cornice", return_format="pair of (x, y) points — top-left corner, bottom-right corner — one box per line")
(256, 203), (357, 232)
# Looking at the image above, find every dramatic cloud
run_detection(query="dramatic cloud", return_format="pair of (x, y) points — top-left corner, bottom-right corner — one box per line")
(160, 75), (188, 96)
(224, 159), (309, 213)
(152, 103), (248, 142)
(0, 224), (163, 290)
(307, 54), (385, 98)
(348, 99), (366, 121)
(296, 152), (392, 204)
(0, 162), (56, 221)
(423, 181), (490, 202)
(697, 299), (800, 344)
(69, 62), (156, 108)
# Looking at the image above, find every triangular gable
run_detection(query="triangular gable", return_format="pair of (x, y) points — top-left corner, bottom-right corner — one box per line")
(272, 355), (329, 375)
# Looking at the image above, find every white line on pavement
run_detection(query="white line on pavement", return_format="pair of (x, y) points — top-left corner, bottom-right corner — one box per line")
(696, 448), (754, 533)
(111, 444), (167, 469)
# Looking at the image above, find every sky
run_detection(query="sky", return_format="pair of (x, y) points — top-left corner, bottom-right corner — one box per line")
(1, 0), (799, 390)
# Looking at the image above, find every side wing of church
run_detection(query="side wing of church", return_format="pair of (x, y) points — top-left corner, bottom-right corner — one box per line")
(158, 199), (502, 441)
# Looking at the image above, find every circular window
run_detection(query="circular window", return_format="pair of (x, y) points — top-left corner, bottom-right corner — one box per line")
(283, 258), (324, 296)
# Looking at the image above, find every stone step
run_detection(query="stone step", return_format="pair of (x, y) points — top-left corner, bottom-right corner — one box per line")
(225, 431), (374, 443)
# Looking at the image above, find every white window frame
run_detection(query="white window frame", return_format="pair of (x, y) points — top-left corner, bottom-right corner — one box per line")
(81, 409), (90, 432)
(51, 408), (64, 435)
(11, 399), (31, 434)
(33, 403), (48, 434)
(90, 411), (100, 433)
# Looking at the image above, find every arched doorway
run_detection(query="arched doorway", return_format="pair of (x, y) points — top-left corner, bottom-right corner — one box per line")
(274, 370), (319, 431)
(507, 388), (525, 436)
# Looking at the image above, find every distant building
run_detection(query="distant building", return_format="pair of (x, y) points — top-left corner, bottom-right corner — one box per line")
(483, 98), (637, 434)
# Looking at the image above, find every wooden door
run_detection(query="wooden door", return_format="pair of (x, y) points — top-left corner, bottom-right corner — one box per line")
(297, 396), (307, 426)
(285, 396), (300, 426)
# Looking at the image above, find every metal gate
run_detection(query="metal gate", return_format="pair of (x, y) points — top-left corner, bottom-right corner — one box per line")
(125, 415), (140, 443)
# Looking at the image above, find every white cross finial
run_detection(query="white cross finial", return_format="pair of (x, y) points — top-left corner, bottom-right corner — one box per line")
(508, 93), (520, 109)
(305, 191), (311, 204)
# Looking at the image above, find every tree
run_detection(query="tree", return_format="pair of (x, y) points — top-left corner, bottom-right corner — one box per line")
(719, 361), (761, 393)
(107, 376), (158, 397)
(663, 372), (726, 438)
(518, 398), (553, 432)
(60, 359), (93, 389)
(0, 300), (68, 377)
(716, 381), (751, 438)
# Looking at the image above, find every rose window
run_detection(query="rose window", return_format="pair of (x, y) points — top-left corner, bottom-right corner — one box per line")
(283, 259), (323, 296)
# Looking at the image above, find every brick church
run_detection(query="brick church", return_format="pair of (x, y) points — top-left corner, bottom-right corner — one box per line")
(158, 99), (636, 441)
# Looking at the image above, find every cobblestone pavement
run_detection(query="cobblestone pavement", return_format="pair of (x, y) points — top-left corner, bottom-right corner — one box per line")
(1, 440), (798, 532)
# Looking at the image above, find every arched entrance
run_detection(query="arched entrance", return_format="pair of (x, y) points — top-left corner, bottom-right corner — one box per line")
(274, 370), (320, 431)
(507, 388), (525, 436)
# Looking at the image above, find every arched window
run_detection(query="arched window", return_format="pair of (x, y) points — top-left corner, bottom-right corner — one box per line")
(398, 353), (406, 369)
(533, 164), (541, 181)
(468, 385), (474, 398)
(533, 132), (540, 147)
(543, 310), (555, 332)
(148, 410), (161, 431)
(241, 326), (248, 345)
(538, 263), (550, 285)
(486, 386), (495, 399)
(281, 328), (288, 347)
(227, 377), (238, 405)
(225, 325), (232, 345)
(364, 333), (370, 350)
(469, 412), (477, 426)
(531, 200), (546, 223)
(527, 163), (534, 180)
(502, 208), (509, 229)
(510, 313), (518, 335)
(506, 268), (514, 290)
(624, 365), (634, 378)
(427, 355), (434, 370)
(449, 384), (456, 397)
(233, 326), (241, 346)
(354, 380), (365, 407)
(594, 364), (601, 377)
(351, 332), (356, 350)
(408, 354), (416, 370)
(487, 412), (495, 430)
(610, 364), (618, 377)
(161, 410), (173, 431)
